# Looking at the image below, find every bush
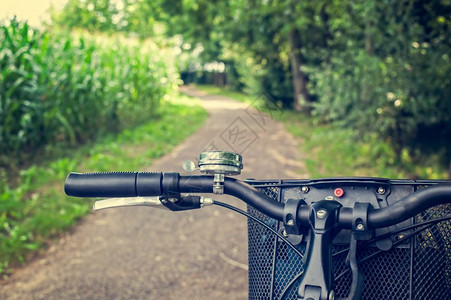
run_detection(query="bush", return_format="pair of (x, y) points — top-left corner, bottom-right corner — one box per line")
(306, 1), (451, 167)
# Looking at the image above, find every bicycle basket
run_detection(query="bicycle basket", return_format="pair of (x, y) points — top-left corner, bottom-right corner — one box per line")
(247, 179), (451, 300)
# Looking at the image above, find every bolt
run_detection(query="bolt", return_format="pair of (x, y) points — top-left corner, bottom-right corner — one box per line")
(282, 230), (288, 237)
(301, 186), (309, 193)
(316, 209), (327, 219)
(377, 187), (386, 195)
(356, 223), (364, 231)
(329, 290), (335, 300)
(397, 234), (406, 240)
(286, 219), (294, 226)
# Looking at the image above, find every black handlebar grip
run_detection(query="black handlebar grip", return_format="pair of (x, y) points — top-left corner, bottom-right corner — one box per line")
(64, 172), (162, 197)
(137, 172), (162, 196)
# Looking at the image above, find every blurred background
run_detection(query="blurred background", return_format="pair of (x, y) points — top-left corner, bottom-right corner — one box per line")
(0, 0), (450, 278)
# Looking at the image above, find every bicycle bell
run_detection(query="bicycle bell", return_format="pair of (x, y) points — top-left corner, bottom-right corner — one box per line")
(181, 150), (243, 194)
(198, 150), (243, 175)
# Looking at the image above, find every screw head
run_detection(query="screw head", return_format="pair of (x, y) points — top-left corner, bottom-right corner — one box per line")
(286, 219), (294, 226)
(356, 223), (364, 231)
(329, 290), (335, 300)
(377, 187), (386, 195)
(301, 186), (309, 193)
(316, 209), (327, 219)
(397, 234), (406, 240)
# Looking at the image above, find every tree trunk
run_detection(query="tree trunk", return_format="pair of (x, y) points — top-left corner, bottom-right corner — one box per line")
(289, 29), (311, 113)
(364, 18), (374, 55)
(361, 18), (374, 105)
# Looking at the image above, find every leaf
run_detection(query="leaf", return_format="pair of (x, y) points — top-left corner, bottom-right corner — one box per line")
(55, 112), (76, 144)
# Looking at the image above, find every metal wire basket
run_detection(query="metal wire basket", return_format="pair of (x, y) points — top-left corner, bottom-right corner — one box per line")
(247, 180), (451, 300)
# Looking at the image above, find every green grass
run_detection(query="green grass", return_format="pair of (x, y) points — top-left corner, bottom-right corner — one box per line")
(0, 94), (207, 276)
(196, 84), (448, 179)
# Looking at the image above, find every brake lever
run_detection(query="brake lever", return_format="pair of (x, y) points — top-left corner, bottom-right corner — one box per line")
(94, 197), (165, 211)
(93, 196), (214, 211)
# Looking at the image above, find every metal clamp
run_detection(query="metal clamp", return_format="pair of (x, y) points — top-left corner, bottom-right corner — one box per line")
(282, 198), (306, 245)
(160, 195), (213, 211)
(283, 198), (306, 235)
(213, 173), (225, 194)
(352, 202), (374, 240)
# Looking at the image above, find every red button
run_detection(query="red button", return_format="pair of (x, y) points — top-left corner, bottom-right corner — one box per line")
(334, 188), (344, 197)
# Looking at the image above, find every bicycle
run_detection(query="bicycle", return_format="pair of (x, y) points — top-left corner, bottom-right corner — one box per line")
(65, 150), (451, 300)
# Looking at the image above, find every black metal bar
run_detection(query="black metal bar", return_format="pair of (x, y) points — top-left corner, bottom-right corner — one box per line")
(366, 185), (451, 228)
(409, 225), (414, 300)
(269, 182), (282, 300)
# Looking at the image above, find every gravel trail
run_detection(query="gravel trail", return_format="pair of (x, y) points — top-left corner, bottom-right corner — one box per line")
(0, 86), (307, 299)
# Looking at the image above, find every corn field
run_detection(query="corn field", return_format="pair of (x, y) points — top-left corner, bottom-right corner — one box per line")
(0, 18), (178, 157)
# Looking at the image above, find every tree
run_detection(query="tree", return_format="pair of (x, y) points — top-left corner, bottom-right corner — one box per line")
(51, 0), (120, 33)
(51, 0), (451, 172)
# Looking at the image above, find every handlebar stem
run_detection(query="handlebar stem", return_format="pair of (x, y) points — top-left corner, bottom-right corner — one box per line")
(298, 200), (342, 300)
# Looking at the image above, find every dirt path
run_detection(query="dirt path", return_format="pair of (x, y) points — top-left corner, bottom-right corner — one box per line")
(0, 86), (307, 299)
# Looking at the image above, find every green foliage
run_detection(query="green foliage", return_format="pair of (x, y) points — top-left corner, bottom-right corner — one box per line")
(307, 0), (451, 165)
(0, 18), (178, 159)
(0, 96), (207, 275)
(51, 0), (120, 33)
(51, 0), (165, 38)
(183, 0), (450, 168)
(51, 0), (451, 169)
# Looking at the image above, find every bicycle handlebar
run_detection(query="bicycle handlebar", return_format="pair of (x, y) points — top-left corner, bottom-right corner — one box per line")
(64, 172), (163, 197)
(65, 172), (451, 229)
